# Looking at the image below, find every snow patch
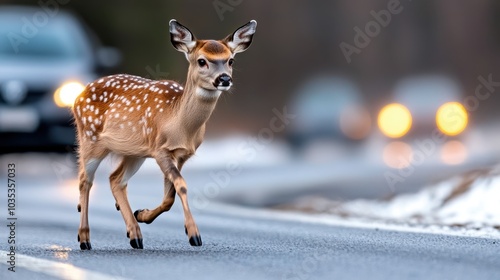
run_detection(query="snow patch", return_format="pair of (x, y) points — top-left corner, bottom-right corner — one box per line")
(289, 167), (500, 229)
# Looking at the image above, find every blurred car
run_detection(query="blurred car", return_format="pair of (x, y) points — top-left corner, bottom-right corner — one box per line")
(377, 75), (468, 140)
(287, 75), (371, 151)
(0, 5), (120, 153)
(376, 75), (469, 167)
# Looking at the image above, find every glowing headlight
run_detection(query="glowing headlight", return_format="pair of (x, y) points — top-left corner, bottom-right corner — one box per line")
(53, 81), (85, 107)
(378, 103), (412, 138)
(436, 102), (468, 136)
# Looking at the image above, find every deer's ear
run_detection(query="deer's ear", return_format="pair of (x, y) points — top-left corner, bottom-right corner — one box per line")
(224, 20), (257, 54)
(169, 19), (196, 53)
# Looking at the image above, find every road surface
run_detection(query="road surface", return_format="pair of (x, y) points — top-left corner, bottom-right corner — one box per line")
(0, 160), (499, 280)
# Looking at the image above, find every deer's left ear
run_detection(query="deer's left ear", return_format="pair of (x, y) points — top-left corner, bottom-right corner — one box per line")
(170, 19), (196, 53)
(224, 20), (257, 54)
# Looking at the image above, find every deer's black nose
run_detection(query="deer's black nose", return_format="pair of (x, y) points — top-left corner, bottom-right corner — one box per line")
(217, 74), (232, 87)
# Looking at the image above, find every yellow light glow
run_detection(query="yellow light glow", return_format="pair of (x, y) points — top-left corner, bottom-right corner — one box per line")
(54, 81), (85, 107)
(378, 103), (412, 138)
(436, 102), (468, 136)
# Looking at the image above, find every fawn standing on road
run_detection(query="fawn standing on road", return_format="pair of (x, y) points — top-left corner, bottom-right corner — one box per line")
(73, 19), (257, 250)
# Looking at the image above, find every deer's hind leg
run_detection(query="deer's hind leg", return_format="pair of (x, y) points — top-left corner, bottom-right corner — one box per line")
(109, 156), (145, 249)
(77, 144), (108, 250)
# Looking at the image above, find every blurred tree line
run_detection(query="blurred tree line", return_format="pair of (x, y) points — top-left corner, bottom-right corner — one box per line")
(3, 0), (500, 134)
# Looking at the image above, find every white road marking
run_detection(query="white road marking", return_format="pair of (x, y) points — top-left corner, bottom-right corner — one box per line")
(0, 250), (130, 280)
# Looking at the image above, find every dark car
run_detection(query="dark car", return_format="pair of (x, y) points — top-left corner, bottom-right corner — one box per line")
(287, 75), (371, 153)
(0, 5), (120, 153)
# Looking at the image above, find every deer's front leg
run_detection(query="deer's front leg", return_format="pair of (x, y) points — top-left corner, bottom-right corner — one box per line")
(155, 153), (202, 246)
(134, 177), (176, 224)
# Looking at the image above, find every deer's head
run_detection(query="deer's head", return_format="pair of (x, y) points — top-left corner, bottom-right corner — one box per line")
(169, 19), (257, 98)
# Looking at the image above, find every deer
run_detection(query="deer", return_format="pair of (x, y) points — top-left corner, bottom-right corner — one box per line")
(72, 19), (257, 250)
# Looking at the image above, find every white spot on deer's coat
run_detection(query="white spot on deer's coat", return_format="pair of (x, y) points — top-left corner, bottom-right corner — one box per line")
(115, 113), (120, 118)
(86, 98), (91, 103)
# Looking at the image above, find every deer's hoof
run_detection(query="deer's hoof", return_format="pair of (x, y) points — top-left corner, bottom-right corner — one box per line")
(80, 242), (92, 250)
(134, 209), (143, 221)
(134, 209), (152, 224)
(130, 238), (143, 249)
(127, 231), (130, 238)
(189, 235), (202, 247)
(115, 203), (120, 211)
(77, 204), (81, 212)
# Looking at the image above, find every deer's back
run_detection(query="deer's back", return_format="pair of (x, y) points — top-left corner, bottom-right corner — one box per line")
(73, 74), (184, 155)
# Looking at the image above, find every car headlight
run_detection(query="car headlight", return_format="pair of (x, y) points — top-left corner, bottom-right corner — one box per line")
(378, 103), (412, 138)
(436, 102), (468, 136)
(53, 81), (85, 107)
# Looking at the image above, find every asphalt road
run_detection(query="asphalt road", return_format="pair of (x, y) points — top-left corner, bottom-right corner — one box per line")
(0, 161), (499, 280)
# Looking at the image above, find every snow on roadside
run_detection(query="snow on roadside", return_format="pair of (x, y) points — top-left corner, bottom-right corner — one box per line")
(288, 166), (500, 229)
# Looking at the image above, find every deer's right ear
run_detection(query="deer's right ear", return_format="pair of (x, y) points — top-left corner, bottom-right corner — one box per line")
(169, 19), (196, 54)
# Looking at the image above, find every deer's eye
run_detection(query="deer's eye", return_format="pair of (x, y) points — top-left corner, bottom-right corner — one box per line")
(197, 59), (207, 67)
(228, 59), (234, 66)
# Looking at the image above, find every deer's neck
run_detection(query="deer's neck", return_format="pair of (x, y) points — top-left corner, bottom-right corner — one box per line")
(176, 73), (221, 135)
